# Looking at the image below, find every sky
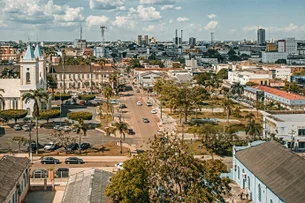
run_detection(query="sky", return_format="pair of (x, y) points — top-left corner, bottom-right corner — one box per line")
(0, 0), (305, 42)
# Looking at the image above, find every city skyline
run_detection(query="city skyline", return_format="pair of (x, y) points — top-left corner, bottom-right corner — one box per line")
(0, 0), (305, 41)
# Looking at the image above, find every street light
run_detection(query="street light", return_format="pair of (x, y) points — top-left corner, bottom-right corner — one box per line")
(27, 118), (33, 162)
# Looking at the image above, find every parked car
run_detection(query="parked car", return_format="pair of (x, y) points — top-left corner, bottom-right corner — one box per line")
(22, 125), (30, 131)
(55, 168), (69, 178)
(151, 109), (157, 114)
(66, 143), (79, 152)
(142, 118), (150, 123)
(65, 100), (75, 105)
(156, 130), (163, 136)
(127, 129), (135, 135)
(115, 162), (124, 171)
(28, 142), (44, 151)
(41, 157), (60, 164)
(32, 169), (48, 178)
(63, 126), (71, 132)
(119, 104), (127, 108)
(65, 157), (84, 164)
(146, 101), (152, 106)
(54, 125), (63, 131)
(137, 101), (142, 106)
(44, 143), (58, 151)
(79, 143), (91, 150)
(13, 124), (21, 131)
(110, 99), (119, 105)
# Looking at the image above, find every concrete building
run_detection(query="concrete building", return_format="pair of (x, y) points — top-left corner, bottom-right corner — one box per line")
(94, 47), (109, 58)
(137, 35), (142, 46)
(233, 141), (305, 203)
(228, 71), (269, 85)
(143, 35), (149, 45)
(266, 43), (277, 52)
(257, 28), (265, 45)
(263, 112), (305, 148)
(278, 38), (298, 55)
(262, 51), (288, 63)
(0, 156), (30, 203)
(73, 39), (87, 49)
(189, 37), (196, 46)
(0, 46), (18, 61)
(0, 42), (48, 114)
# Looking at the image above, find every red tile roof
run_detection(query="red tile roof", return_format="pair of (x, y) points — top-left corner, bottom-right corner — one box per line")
(255, 86), (305, 100)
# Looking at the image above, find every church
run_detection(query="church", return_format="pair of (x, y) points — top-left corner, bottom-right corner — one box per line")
(0, 42), (49, 115)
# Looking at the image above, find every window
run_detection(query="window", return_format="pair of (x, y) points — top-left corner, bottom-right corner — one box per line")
(248, 176), (250, 189)
(238, 166), (240, 179)
(298, 129), (305, 136)
(82, 74), (84, 79)
(270, 200), (273, 203)
(258, 184), (262, 202)
(87, 74), (90, 78)
(26, 72), (30, 83)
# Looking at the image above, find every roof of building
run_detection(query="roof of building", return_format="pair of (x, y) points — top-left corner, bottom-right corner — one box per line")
(0, 156), (30, 202)
(23, 43), (35, 60)
(34, 43), (43, 59)
(61, 169), (113, 203)
(269, 114), (305, 122)
(235, 141), (305, 203)
(255, 85), (305, 100)
(50, 65), (114, 74)
(134, 68), (183, 72)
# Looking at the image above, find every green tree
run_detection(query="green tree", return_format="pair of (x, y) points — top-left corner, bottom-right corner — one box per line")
(275, 59), (287, 64)
(245, 81), (257, 86)
(52, 93), (72, 104)
(47, 75), (58, 94)
(67, 111), (93, 121)
(39, 109), (60, 123)
(0, 109), (28, 123)
(222, 95), (233, 128)
(104, 85), (114, 123)
(0, 88), (5, 109)
(22, 89), (49, 154)
(109, 73), (119, 94)
(78, 94), (96, 103)
(73, 120), (88, 154)
(113, 121), (128, 153)
(284, 81), (299, 93)
(216, 68), (228, 80)
(231, 82), (244, 97)
(245, 119), (262, 139)
(227, 49), (237, 56)
(12, 136), (29, 152)
(105, 136), (230, 202)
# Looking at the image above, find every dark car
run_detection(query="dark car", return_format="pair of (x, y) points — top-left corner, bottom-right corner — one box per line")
(80, 143), (91, 150)
(142, 118), (150, 123)
(32, 169), (48, 178)
(66, 143), (79, 152)
(65, 157), (84, 164)
(41, 157), (60, 164)
(28, 142), (44, 152)
(127, 129), (135, 135)
(55, 168), (69, 178)
(119, 104), (127, 108)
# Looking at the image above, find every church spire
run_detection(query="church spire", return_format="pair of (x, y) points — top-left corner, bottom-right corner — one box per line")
(23, 41), (35, 60)
(34, 42), (43, 59)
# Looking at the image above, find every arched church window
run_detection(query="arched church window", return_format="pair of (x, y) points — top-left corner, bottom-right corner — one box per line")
(26, 72), (30, 83)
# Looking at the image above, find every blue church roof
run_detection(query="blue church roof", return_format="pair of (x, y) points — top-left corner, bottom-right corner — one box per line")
(23, 43), (35, 60)
(34, 43), (43, 59)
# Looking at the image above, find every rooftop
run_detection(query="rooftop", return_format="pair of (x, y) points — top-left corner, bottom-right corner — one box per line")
(255, 86), (305, 100)
(61, 169), (113, 203)
(236, 141), (305, 203)
(50, 65), (114, 73)
(269, 114), (305, 122)
(0, 156), (30, 202)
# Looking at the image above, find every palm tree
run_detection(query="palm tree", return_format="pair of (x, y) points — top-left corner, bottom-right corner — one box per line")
(74, 120), (87, 154)
(0, 88), (5, 110)
(113, 121), (128, 153)
(231, 82), (244, 98)
(245, 119), (261, 140)
(222, 94), (232, 128)
(103, 85), (114, 124)
(109, 73), (118, 94)
(22, 89), (48, 154)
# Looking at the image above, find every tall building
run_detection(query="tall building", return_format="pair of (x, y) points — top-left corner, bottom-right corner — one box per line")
(73, 39), (87, 49)
(143, 35), (149, 45)
(137, 35), (142, 46)
(278, 38), (297, 55)
(257, 28), (266, 45)
(189, 37), (196, 46)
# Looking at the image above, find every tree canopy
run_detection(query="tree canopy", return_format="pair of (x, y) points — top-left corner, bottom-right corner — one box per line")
(67, 111), (92, 121)
(216, 69), (228, 80)
(39, 109), (60, 123)
(0, 109), (28, 123)
(105, 136), (230, 202)
(53, 93), (72, 102)
(78, 94), (96, 101)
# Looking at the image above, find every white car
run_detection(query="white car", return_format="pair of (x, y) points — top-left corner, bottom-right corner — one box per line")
(151, 109), (157, 114)
(136, 101), (142, 106)
(44, 143), (56, 151)
(115, 162), (124, 171)
(63, 126), (71, 132)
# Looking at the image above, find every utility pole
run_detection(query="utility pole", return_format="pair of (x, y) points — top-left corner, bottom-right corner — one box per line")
(288, 129), (296, 150)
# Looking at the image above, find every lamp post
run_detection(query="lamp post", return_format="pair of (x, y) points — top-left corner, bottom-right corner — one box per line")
(28, 118), (33, 162)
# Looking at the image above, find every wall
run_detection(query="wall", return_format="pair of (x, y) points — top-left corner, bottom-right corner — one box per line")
(262, 52), (288, 63)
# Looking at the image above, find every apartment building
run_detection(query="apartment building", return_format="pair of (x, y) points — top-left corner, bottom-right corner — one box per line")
(0, 46), (17, 61)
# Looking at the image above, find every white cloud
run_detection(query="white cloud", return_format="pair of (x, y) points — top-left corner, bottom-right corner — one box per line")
(243, 24), (305, 32)
(161, 5), (174, 10)
(140, 0), (175, 5)
(0, 21), (8, 28)
(204, 20), (218, 30)
(143, 23), (165, 32)
(89, 0), (125, 10)
(169, 19), (173, 23)
(129, 6), (162, 21)
(176, 17), (189, 23)
(86, 15), (109, 27)
(230, 29), (237, 33)
(54, 7), (84, 22)
(242, 25), (260, 31)
(112, 16), (137, 29)
(207, 14), (217, 19)
(175, 6), (182, 10)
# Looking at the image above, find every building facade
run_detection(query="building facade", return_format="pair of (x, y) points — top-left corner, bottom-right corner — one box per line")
(137, 35), (142, 46)
(0, 156), (31, 203)
(278, 38), (297, 55)
(262, 51), (288, 63)
(0, 46), (18, 61)
(257, 28), (265, 45)
(189, 37), (196, 46)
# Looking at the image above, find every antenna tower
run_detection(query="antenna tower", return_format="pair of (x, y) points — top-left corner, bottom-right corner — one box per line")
(80, 26), (82, 40)
(211, 32), (214, 44)
(100, 26), (107, 47)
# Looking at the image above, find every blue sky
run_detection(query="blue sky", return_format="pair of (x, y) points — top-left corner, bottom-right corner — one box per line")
(0, 0), (304, 42)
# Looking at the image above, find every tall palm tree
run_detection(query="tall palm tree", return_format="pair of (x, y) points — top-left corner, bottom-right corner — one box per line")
(74, 120), (87, 154)
(231, 82), (244, 98)
(103, 85), (114, 124)
(0, 88), (5, 110)
(222, 94), (232, 128)
(245, 119), (261, 140)
(109, 73), (118, 94)
(113, 121), (128, 153)
(22, 89), (49, 154)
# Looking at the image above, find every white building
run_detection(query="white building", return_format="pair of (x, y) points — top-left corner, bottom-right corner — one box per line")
(197, 57), (218, 64)
(228, 71), (269, 85)
(278, 38), (298, 55)
(262, 51), (288, 63)
(233, 141), (305, 203)
(262, 66), (291, 81)
(0, 42), (48, 114)
(94, 47), (109, 58)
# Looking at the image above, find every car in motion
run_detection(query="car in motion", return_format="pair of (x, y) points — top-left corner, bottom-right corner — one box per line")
(142, 118), (150, 123)
(137, 101), (142, 106)
(41, 157), (60, 164)
(65, 157), (84, 164)
(151, 109), (157, 114)
(146, 101), (152, 106)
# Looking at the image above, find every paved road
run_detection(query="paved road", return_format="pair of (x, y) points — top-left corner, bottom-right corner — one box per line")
(120, 87), (160, 149)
